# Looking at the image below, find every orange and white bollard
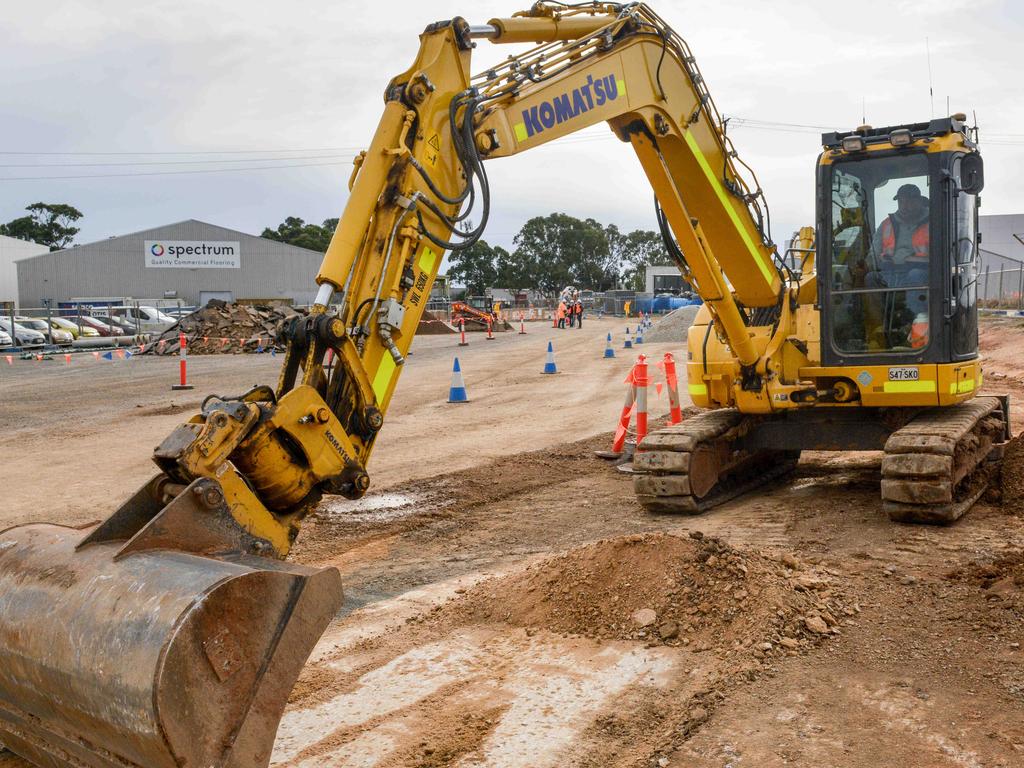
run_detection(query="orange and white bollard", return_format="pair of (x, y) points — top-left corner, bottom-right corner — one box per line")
(486, 316), (495, 341)
(518, 312), (527, 335)
(458, 318), (469, 347)
(663, 352), (682, 424)
(172, 332), (194, 390)
(611, 368), (637, 454)
(634, 354), (649, 445)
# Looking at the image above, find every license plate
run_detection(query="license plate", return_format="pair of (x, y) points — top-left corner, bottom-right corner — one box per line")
(888, 366), (919, 381)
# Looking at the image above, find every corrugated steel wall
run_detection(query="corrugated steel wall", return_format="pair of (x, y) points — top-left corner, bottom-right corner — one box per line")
(16, 220), (325, 307)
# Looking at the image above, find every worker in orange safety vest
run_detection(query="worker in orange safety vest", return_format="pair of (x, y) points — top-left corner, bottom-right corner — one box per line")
(865, 182), (931, 346)
(869, 183), (930, 281)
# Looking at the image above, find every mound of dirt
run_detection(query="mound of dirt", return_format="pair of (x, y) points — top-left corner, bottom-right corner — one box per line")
(417, 309), (457, 335)
(643, 305), (701, 343)
(437, 532), (848, 657)
(1000, 432), (1024, 516)
(948, 551), (1024, 591)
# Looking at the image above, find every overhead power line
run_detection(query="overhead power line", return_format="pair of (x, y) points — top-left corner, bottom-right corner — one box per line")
(0, 154), (355, 169)
(0, 159), (355, 182)
(0, 146), (363, 157)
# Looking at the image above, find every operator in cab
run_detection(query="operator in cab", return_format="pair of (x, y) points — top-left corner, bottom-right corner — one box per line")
(866, 182), (931, 348)
(870, 183), (930, 287)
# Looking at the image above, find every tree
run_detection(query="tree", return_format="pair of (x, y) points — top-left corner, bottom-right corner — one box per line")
(509, 213), (611, 294)
(610, 227), (673, 291)
(446, 239), (498, 296)
(261, 217), (337, 252)
(0, 202), (83, 251)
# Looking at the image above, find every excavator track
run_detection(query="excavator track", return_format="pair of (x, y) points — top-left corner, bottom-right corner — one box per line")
(882, 396), (1009, 524)
(632, 409), (800, 514)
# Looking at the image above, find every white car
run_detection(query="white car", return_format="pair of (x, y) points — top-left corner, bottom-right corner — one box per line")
(0, 329), (11, 348)
(0, 318), (46, 347)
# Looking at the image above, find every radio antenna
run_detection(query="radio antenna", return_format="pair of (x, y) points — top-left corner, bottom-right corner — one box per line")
(926, 37), (935, 118)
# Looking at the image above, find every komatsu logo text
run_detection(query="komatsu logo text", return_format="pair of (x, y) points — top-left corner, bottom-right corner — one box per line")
(514, 73), (626, 142)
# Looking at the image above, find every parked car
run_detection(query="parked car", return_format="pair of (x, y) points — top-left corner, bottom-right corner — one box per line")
(97, 315), (141, 336)
(51, 316), (100, 339)
(13, 317), (74, 345)
(161, 305), (197, 320)
(0, 329), (12, 348)
(0, 318), (46, 347)
(102, 305), (176, 333)
(74, 316), (121, 337)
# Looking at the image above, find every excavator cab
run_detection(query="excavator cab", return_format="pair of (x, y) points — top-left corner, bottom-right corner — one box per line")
(818, 117), (984, 370)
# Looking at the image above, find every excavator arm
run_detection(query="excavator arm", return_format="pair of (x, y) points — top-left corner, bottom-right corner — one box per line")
(0, 6), (798, 768)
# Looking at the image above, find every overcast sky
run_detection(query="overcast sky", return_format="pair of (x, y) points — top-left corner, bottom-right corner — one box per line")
(3, 0), (1022, 263)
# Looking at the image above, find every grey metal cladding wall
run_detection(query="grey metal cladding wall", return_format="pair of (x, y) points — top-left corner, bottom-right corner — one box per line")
(16, 219), (325, 306)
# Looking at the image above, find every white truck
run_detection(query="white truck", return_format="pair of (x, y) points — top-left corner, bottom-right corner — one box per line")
(98, 304), (177, 333)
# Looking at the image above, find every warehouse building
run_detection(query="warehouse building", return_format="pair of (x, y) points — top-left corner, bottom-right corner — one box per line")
(16, 219), (326, 310)
(0, 234), (48, 309)
(980, 213), (1024, 268)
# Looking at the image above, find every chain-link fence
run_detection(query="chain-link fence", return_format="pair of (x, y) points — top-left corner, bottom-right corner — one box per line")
(978, 264), (1024, 309)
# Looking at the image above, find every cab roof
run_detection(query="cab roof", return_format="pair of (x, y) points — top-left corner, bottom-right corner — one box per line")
(821, 116), (970, 150)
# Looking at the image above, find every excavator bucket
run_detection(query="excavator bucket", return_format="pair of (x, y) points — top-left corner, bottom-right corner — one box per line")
(0, 514), (342, 768)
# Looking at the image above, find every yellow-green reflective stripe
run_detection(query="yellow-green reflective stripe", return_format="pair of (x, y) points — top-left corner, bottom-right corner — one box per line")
(372, 354), (397, 404)
(683, 131), (774, 286)
(949, 379), (976, 394)
(513, 122), (528, 143)
(688, 382), (708, 395)
(616, 77), (627, 97)
(418, 247), (437, 274)
(884, 380), (937, 394)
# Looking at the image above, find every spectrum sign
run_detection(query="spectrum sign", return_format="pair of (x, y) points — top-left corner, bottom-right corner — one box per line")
(145, 240), (240, 269)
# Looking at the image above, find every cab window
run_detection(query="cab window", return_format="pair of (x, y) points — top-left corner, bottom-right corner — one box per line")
(828, 153), (931, 355)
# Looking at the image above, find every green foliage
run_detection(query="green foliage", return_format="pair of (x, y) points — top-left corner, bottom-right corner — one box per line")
(0, 202), (83, 251)
(511, 213), (616, 294)
(262, 211), (677, 295)
(447, 239), (499, 296)
(261, 216), (337, 252)
(608, 225), (674, 291)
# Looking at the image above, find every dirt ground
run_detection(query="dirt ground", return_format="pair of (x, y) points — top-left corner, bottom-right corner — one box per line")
(2, 315), (1024, 767)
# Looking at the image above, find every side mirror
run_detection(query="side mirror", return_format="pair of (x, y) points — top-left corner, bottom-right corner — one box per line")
(961, 153), (984, 194)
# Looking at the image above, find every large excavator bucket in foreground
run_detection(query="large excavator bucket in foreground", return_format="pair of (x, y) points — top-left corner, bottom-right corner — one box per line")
(0, 520), (342, 768)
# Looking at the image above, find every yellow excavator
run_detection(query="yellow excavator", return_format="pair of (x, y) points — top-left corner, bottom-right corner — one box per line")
(0, 3), (1007, 766)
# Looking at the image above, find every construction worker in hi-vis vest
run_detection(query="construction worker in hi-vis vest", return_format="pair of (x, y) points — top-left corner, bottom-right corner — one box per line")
(865, 182), (931, 346)
(871, 183), (930, 276)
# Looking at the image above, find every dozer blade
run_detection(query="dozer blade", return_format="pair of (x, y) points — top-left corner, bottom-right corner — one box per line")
(0, 521), (342, 768)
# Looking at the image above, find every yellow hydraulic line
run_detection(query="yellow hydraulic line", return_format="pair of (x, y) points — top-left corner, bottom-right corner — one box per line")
(629, 131), (759, 368)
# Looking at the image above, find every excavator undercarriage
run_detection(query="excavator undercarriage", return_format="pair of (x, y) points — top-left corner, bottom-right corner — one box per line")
(634, 397), (1010, 523)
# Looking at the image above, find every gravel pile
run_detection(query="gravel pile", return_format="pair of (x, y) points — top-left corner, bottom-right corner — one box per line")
(643, 305), (702, 343)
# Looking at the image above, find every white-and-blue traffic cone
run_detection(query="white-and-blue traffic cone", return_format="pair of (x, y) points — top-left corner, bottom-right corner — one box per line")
(635, 325), (644, 344)
(542, 341), (558, 374)
(447, 357), (469, 402)
(624, 327), (633, 349)
(604, 333), (615, 358)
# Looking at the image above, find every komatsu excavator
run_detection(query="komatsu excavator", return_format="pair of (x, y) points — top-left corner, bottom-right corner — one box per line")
(0, 3), (1007, 766)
